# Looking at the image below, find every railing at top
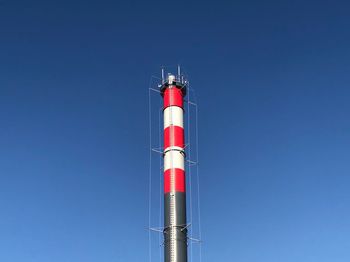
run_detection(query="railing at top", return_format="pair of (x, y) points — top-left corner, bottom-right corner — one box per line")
(160, 65), (188, 86)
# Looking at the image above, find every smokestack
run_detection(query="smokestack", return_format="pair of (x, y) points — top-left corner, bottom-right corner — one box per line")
(161, 73), (188, 262)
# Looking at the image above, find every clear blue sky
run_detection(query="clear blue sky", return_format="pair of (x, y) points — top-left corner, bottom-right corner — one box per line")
(1, 0), (350, 261)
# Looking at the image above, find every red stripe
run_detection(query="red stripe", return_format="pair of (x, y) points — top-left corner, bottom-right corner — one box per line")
(164, 125), (184, 149)
(164, 168), (186, 193)
(164, 88), (183, 109)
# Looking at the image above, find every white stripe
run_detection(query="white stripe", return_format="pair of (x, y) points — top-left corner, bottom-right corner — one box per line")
(164, 106), (183, 129)
(164, 150), (185, 171)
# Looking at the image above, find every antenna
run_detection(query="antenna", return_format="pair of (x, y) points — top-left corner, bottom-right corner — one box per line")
(161, 67), (165, 84)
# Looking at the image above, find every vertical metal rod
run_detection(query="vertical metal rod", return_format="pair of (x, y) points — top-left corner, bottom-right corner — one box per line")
(187, 83), (193, 262)
(148, 88), (153, 262)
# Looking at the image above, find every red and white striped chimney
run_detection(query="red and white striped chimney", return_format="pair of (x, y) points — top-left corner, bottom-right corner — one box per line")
(161, 74), (188, 262)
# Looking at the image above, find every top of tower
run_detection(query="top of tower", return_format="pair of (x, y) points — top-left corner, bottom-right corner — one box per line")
(159, 66), (187, 97)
